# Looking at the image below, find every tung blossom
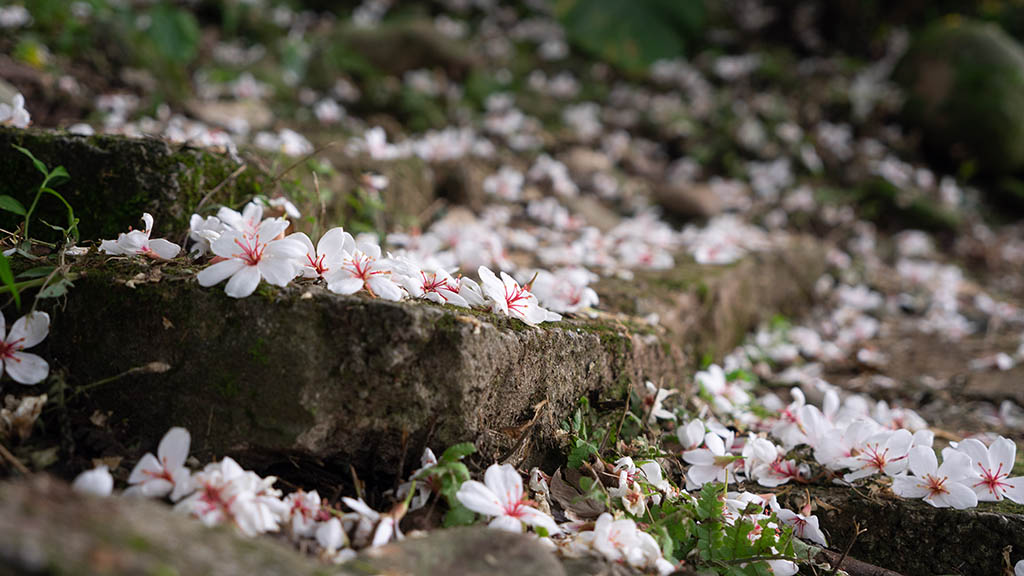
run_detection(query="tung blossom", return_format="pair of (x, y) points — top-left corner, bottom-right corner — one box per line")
(72, 465), (114, 497)
(0, 311), (50, 385)
(955, 436), (1024, 503)
(324, 242), (403, 301)
(99, 213), (181, 259)
(289, 227), (355, 280)
(125, 426), (192, 501)
(840, 428), (913, 482)
(478, 266), (561, 326)
(0, 93), (30, 128)
(891, 446), (978, 509)
(684, 431), (739, 488)
(197, 219), (304, 299)
(456, 463), (560, 534)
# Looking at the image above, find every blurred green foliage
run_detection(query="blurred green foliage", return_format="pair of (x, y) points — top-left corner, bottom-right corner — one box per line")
(554, 0), (705, 73)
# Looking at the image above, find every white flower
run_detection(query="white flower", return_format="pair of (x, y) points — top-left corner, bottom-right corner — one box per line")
(0, 311), (50, 385)
(342, 497), (402, 548)
(99, 213), (181, 259)
(576, 513), (670, 573)
(316, 517), (356, 563)
(840, 428), (913, 482)
(125, 427), (192, 501)
(267, 196), (301, 219)
(390, 257), (470, 307)
(217, 201), (266, 237)
(0, 93), (30, 128)
(197, 219), (304, 298)
(456, 463), (560, 534)
(683, 431), (738, 488)
(891, 446), (978, 509)
(188, 214), (226, 257)
(176, 457), (286, 536)
(776, 506), (827, 547)
(72, 465), (114, 497)
(478, 266), (561, 326)
(284, 490), (324, 538)
(483, 167), (524, 201)
(696, 364), (750, 413)
(289, 227), (355, 280)
(529, 268), (599, 314)
(324, 242), (403, 301)
(955, 436), (1024, 503)
(677, 419), (705, 450)
(643, 381), (676, 423)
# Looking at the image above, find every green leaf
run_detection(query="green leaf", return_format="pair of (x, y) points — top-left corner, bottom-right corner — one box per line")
(38, 277), (73, 299)
(0, 195), (26, 216)
(696, 482), (725, 521)
(567, 440), (597, 469)
(440, 442), (477, 463)
(442, 503), (477, 527)
(12, 144), (48, 176)
(556, 0), (705, 73)
(16, 266), (55, 280)
(147, 3), (201, 64)
(0, 253), (20, 308)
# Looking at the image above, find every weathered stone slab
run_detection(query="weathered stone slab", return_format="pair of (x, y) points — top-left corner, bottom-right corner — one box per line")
(777, 485), (1024, 576)
(0, 127), (266, 241)
(41, 240), (822, 479)
(0, 476), (326, 576)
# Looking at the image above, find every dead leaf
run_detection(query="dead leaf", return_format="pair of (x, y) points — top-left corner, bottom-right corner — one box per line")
(550, 468), (606, 520)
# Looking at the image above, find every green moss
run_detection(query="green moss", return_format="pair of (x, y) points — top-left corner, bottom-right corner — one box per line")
(248, 337), (270, 366)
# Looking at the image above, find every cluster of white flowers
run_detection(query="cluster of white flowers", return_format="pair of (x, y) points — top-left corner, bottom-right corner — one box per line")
(0, 93), (30, 129)
(99, 205), (569, 325)
(71, 426), (402, 562)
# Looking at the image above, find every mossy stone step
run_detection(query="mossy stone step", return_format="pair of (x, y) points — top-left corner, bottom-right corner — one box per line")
(41, 239), (822, 480)
(0, 127), (266, 242)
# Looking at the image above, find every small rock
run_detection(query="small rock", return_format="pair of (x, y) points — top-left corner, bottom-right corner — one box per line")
(896, 20), (1024, 176)
(351, 527), (566, 576)
(654, 183), (723, 219)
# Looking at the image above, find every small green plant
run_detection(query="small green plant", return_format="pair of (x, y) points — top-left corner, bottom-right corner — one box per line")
(0, 145), (80, 308)
(411, 442), (478, 527)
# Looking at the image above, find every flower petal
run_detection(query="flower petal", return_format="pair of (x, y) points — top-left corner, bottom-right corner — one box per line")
(6, 351), (48, 384)
(8, 311), (49, 350)
(148, 238), (181, 260)
(484, 464), (523, 509)
(224, 265), (262, 299)
(128, 453), (162, 484)
(158, 427), (190, 472)
(197, 259), (245, 287)
(456, 480), (505, 517)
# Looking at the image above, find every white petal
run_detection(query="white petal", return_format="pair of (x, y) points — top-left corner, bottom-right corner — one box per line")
(891, 475), (929, 499)
(224, 265), (262, 298)
(318, 227), (354, 259)
(148, 238), (181, 260)
(8, 311), (49, 349)
(456, 481), (505, 517)
(72, 466), (113, 497)
(944, 482), (979, 510)
(5, 351), (48, 384)
(992, 437), (1017, 473)
(908, 446), (937, 478)
(258, 257), (298, 287)
(197, 259), (245, 287)
(327, 276), (364, 295)
(484, 464), (524, 509)
(488, 515), (524, 532)
(128, 453), (162, 484)
(158, 427), (190, 472)
(368, 277), (404, 301)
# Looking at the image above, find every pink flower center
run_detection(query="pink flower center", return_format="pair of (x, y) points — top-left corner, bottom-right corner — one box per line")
(925, 474), (950, 497)
(974, 462), (1011, 496)
(503, 281), (531, 315)
(307, 253), (329, 276)
(233, 235), (266, 265)
(420, 272), (455, 299)
(861, 443), (891, 472)
(345, 254), (383, 281)
(0, 337), (24, 361)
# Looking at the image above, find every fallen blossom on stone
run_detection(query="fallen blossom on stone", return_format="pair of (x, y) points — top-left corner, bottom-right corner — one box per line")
(72, 465), (114, 497)
(0, 311), (50, 385)
(99, 213), (181, 259)
(891, 446), (977, 509)
(125, 426), (192, 501)
(197, 218), (304, 298)
(456, 463), (560, 534)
